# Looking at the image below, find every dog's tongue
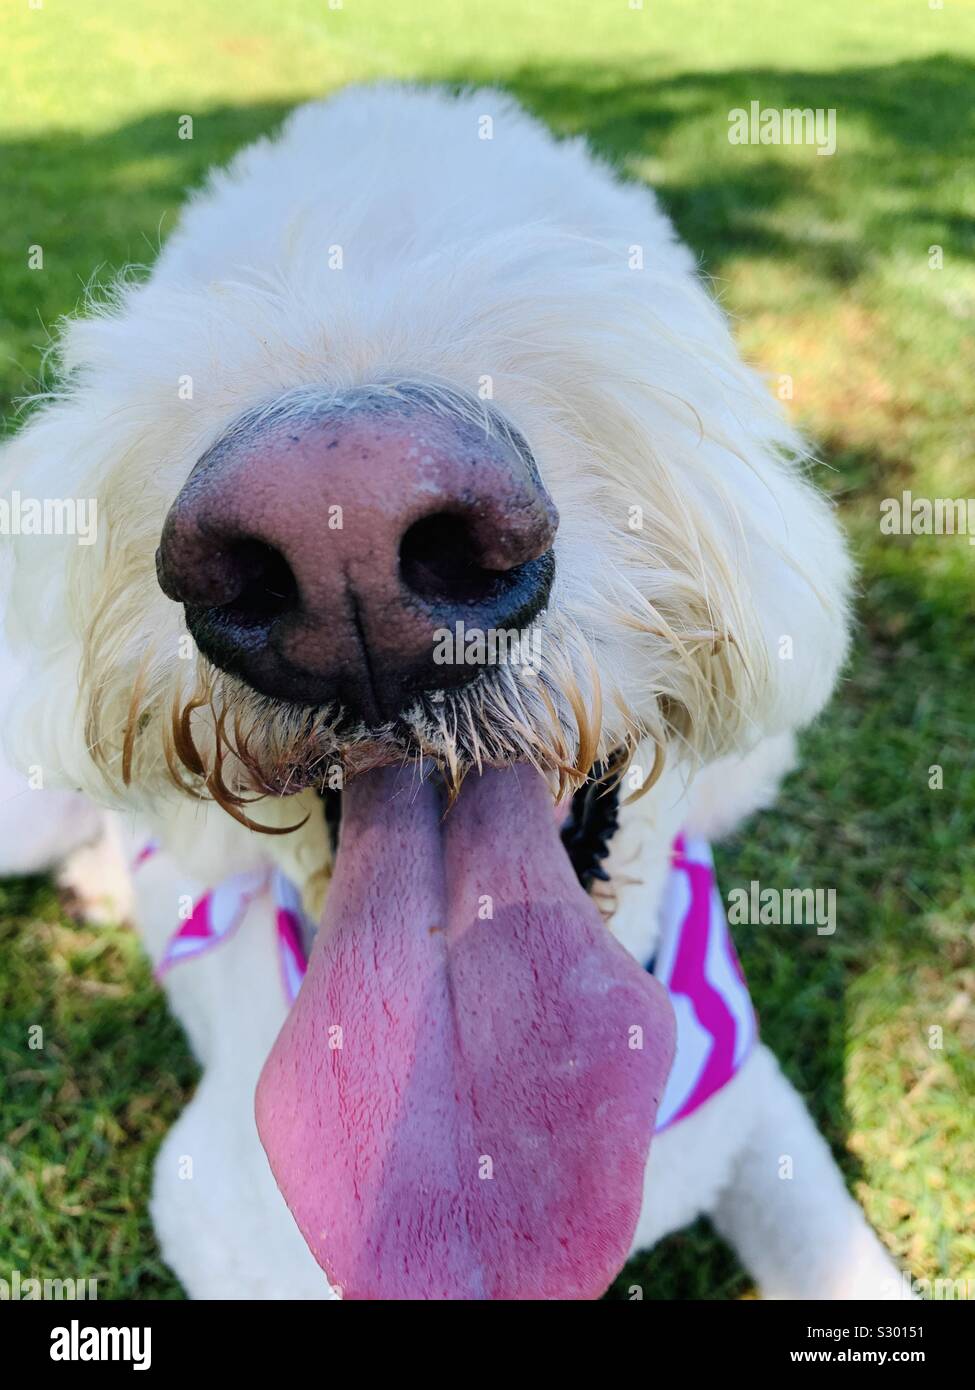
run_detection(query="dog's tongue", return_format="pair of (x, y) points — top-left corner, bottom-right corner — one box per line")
(256, 763), (674, 1299)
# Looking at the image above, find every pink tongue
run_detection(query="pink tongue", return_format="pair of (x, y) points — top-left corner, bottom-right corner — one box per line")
(256, 763), (675, 1300)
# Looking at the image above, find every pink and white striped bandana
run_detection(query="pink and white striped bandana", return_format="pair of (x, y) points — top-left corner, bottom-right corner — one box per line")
(650, 834), (758, 1131)
(140, 843), (309, 1006)
(140, 831), (757, 1130)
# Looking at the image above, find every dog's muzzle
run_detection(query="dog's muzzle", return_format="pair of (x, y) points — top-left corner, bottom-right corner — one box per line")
(155, 386), (558, 723)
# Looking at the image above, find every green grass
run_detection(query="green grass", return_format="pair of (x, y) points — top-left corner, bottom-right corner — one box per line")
(1, 0), (973, 1299)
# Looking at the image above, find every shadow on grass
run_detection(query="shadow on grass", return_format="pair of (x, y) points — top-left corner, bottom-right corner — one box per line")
(1, 101), (295, 418)
(475, 53), (975, 278)
(2, 52), (973, 393)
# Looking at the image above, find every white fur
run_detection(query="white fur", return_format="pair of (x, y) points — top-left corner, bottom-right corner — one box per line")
(0, 567), (130, 920)
(0, 84), (910, 1299)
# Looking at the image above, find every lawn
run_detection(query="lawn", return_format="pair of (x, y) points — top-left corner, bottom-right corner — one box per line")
(1, 0), (973, 1298)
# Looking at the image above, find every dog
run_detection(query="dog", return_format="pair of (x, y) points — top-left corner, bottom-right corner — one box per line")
(0, 83), (912, 1300)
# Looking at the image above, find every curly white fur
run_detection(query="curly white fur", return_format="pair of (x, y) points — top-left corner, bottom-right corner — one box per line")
(2, 84), (850, 804)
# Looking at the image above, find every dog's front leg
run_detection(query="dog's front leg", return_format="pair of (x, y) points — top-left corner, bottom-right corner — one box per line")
(711, 1046), (914, 1300)
(114, 818), (337, 1299)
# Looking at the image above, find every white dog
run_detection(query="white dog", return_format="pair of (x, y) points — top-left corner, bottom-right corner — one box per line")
(1, 84), (912, 1300)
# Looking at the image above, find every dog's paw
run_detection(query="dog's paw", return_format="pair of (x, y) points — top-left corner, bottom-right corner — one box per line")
(56, 825), (134, 926)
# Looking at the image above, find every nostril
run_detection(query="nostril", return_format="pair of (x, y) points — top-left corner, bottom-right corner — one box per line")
(399, 513), (509, 605)
(217, 538), (300, 628)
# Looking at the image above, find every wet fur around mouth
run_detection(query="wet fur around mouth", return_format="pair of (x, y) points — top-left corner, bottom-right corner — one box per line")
(154, 636), (632, 830)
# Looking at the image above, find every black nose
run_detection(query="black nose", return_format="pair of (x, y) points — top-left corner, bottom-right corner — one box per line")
(155, 391), (558, 723)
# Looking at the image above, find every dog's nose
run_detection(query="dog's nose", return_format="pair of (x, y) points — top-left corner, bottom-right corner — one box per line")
(156, 390), (558, 721)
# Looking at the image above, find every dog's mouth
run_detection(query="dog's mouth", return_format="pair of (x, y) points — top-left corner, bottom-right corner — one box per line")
(255, 759), (676, 1300)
